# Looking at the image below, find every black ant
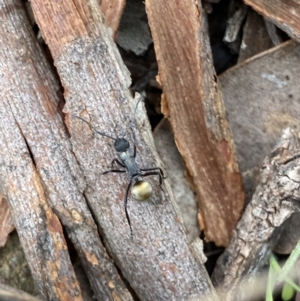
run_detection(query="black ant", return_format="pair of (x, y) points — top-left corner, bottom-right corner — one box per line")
(76, 99), (165, 235)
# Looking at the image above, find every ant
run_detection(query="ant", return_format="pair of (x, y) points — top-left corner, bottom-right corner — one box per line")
(76, 99), (165, 235)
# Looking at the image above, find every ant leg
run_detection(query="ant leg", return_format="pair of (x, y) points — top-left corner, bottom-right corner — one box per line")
(142, 171), (166, 202)
(140, 167), (166, 179)
(133, 144), (137, 158)
(103, 169), (126, 175)
(111, 158), (125, 168)
(124, 179), (134, 236)
(142, 171), (163, 186)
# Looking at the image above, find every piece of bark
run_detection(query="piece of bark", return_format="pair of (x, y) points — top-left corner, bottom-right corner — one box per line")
(224, 40), (300, 173)
(73, 263), (95, 301)
(0, 232), (35, 295)
(272, 213), (300, 254)
(0, 103), (81, 301)
(0, 283), (42, 301)
(219, 40), (300, 253)
(223, 0), (247, 55)
(244, 0), (300, 42)
(238, 9), (274, 63)
(99, 0), (126, 37)
(116, 0), (152, 55)
(0, 3), (82, 299)
(0, 1), (132, 300)
(212, 128), (300, 301)
(30, 1), (217, 300)
(145, 0), (244, 246)
(224, 2), (248, 43)
(263, 18), (284, 46)
(0, 196), (14, 248)
(153, 119), (200, 241)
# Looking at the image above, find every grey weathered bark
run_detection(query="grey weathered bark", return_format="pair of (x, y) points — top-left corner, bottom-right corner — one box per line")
(212, 128), (300, 301)
(0, 232), (35, 295)
(219, 40), (300, 254)
(238, 9), (274, 63)
(154, 120), (200, 241)
(0, 283), (42, 301)
(0, 196), (14, 247)
(26, 0), (218, 300)
(0, 1), (132, 300)
(0, 2), (81, 300)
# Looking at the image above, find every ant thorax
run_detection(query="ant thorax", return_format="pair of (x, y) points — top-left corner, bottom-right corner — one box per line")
(119, 149), (141, 177)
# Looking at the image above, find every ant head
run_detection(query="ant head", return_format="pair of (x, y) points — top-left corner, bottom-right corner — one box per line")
(114, 138), (130, 152)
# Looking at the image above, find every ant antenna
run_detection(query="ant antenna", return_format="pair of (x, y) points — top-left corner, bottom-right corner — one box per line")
(75, 116), (117, 141)
(76, 95), (144, 141)
(121, 95), (144, 138)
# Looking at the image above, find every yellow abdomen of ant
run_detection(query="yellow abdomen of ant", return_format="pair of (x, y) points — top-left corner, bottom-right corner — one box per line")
(131, 181), (153, 201)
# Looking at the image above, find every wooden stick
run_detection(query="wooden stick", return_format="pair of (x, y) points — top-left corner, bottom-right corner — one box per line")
(145, 0), (245, 246)
(29, 0), (218, 300)
(212, 128), (300, 300)
(0, 0), (131, 300)
(244, 0), (300, 42)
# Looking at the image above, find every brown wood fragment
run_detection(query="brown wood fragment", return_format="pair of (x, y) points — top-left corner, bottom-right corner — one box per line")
(0, 2), (82, 300)
(30, 0), (218, 300)
(238, 9), (273, 63)
(244, 0), (300, 42)
(0, 1), (132, 300)
(99, 0), (126, 36)
(0, 109), (82, 301)
(0, 197), (14, 248)
(212, 128), (300, 300)
(145, 0), (244, 246)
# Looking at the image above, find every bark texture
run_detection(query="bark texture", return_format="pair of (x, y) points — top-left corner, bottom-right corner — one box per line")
(145, 0), (244, 246)
(0, 2), (81, 300)
(0, 1), (132, 300)
(0, 283), (42, 301)
(219, 40), (300, 253)
(154, 120), (200, 240)
(212, 128), (300, 301)
(0, 196), (14, 247)
(99, 0), (125, 36)
(28, 0), (217, 300)
(244, 0), (300, 42)
(238, 9), (273, 63)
